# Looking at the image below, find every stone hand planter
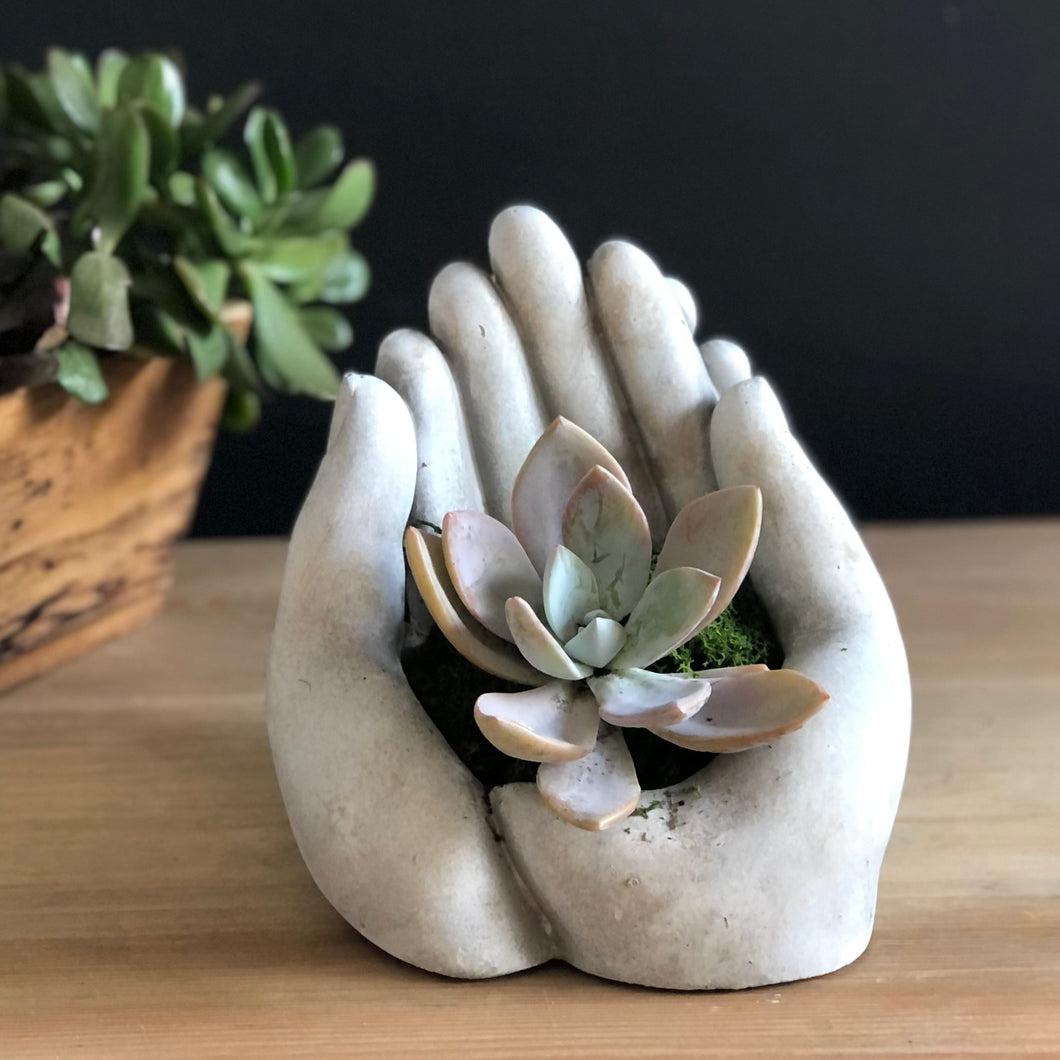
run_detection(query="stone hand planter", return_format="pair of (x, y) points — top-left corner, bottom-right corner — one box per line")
(266, 206), (910, 989)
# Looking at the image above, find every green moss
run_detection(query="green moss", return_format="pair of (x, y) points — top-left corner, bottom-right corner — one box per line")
(401, 576), (783, 794)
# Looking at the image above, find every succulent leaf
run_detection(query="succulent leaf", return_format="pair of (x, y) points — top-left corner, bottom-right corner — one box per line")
(202, 148), (262, 221)
(564, 615), (626, 668)
(505, 596), (592, 681)
(253, 233), (348, 284)
(0, 194), (61, 266)
(536, 723), (640, 830)
(656, 485), (763, 632)
(512, 417), (632, 575)
(315, 158), (375, 229)
(46, 48), (100, 133)
(55, 341), (108, 403)
(610, 566), (721, 670)
(404, 526), (545, 686)
(475, 682), (598, 763)
(95, 48), (128, 108)
(298, 306), (352, 352)
(652, 669), (830, 753)
(542, 544), (600, 642)
(116, 53), (185, 127)
(589, 668), (711, 728)
(294, 124), (344, 188)
(68, 251), (133, 350)
(561, 464), (652, 620)
(174, 256), (230, 319)
(441, 510), (544, 642)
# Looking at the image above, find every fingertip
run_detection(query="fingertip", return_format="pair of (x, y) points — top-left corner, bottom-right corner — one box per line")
(667, 277), (698, 335)
(701, 338), (752, 395)
(326, 372), (361, 452)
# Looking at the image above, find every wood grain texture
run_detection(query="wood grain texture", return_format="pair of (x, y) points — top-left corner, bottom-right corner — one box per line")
(0, 522), (1057, 1059)
(0, 357), (226, 692)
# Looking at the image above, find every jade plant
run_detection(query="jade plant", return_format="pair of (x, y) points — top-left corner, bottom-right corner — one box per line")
(405, 416), (829, 831)
(0, 47), (374, 426)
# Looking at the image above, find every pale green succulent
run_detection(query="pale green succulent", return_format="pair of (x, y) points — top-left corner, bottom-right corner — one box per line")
(406, 416), (828, 830)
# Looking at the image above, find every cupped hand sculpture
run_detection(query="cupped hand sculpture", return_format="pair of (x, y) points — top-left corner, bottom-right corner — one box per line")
(265, 205), (911, 989)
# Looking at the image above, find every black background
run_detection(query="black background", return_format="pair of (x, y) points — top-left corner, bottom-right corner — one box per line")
(6, 1), (1058, 532)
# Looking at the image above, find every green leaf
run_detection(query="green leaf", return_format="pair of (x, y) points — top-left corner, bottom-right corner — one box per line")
(263, 111), (296, 194)
(74, 104), (150, 253)
(185, 323), (229, 381)
(46, 48), (100, 132)
(131, 266), (211, 331)
(243, 107), (277, 202)
(241, 263), (340, 397)
(222, 387), (261, 431)
(187, 80), (261, 149)
(223, 333), (264, 393)
(316, 159), (375, 230)
(137, 102), (179, 182)
(194, 179), (261, 258)
(252, 232), (346, 284)
(117, 53), (185, 127)
(96, 48), (128, 108)
(299, 306), (352, 352)
(317, 250), (370, 304)
(55, 341), (109, 403)
(0, 194), (61, 266)
(23, 181), (68, 208)
(174, 256), (230, 318)
(168, 170), (196, 205)
(202, 148), (262, 221)
(68, 252), (134, 350)
(294, 125), (344, 188)
(129, 300), (186, 357)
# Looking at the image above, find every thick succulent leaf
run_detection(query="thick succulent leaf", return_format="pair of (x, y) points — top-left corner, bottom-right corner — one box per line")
(537, 724), (641, 830)
(241, 263), (339, 397)
(298, 306), (352, 352)
(294, 124), (344, 188)
(543, 544), (599, 642)
(562, 465), (652, 620)
(404, 526), (544, 686)
(222, 388), (262, 432)
(656, 485), (763, 632)
(68, 251), (133, 350)
(0, 194), (61, 266)
(55, 341), (108, 403)
(95, 48), (128, 108)
(505, 597), (592, 681)
(476, 682), (597, 763)
(441, 510), (544, 642)
(316, 250), (370, 304)
(202, 148), (262, 221)
(694, 664), (769, 680)
(652, 669), (830, 753)
(195, 179), (262, 257)
(263, 110), (296, 194)
(254, 233), (347, 284)
(74, 104), (149, 254)
(174, 256), (230, 319)
(244, 106), (278, 201)
(138, 102), (179, 181)
(187, 81), (261, 151)
(116, 54), (185, 127)
(610, 566), (721, 670)
(589, 668), (711, 728)
(315, 158), (375, 229)
(564, 615), (626, 668)
(511, 416), (631, 575)
(185, 323), (229, 381)
(46, 48), (99, 132)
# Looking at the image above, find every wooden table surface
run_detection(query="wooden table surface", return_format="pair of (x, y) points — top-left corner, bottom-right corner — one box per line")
(1, 522), (1058, 1059)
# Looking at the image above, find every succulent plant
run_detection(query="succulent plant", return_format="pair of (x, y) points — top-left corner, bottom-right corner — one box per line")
(0, 47), (374, 426)
(405, 415), (829, 831)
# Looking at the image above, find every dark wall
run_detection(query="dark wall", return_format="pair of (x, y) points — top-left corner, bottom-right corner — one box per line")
(7, 1), (1060, 530)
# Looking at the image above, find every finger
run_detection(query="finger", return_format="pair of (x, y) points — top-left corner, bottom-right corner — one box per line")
(428, 262), (546, 525)
(666, 276), (697, 334)
(701, 337), (752, 395)
(709, 376), (899, 646)
(488, 206), (667, 541)
(588, 240), (719, 519)
(267, 373), (554, 977)
(376, 328), (485, 526)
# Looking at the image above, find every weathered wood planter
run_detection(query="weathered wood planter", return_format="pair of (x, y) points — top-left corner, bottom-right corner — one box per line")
(0, 309), (249, 693)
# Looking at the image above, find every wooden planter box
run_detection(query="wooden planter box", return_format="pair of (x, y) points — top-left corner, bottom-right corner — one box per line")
(0, 349), (232, 694)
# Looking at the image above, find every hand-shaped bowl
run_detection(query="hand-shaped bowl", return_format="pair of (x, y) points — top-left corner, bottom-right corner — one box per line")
(265, 206), (910, 989)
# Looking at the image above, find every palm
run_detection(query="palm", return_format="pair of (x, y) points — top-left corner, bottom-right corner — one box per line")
(267, 206), (910, 989)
